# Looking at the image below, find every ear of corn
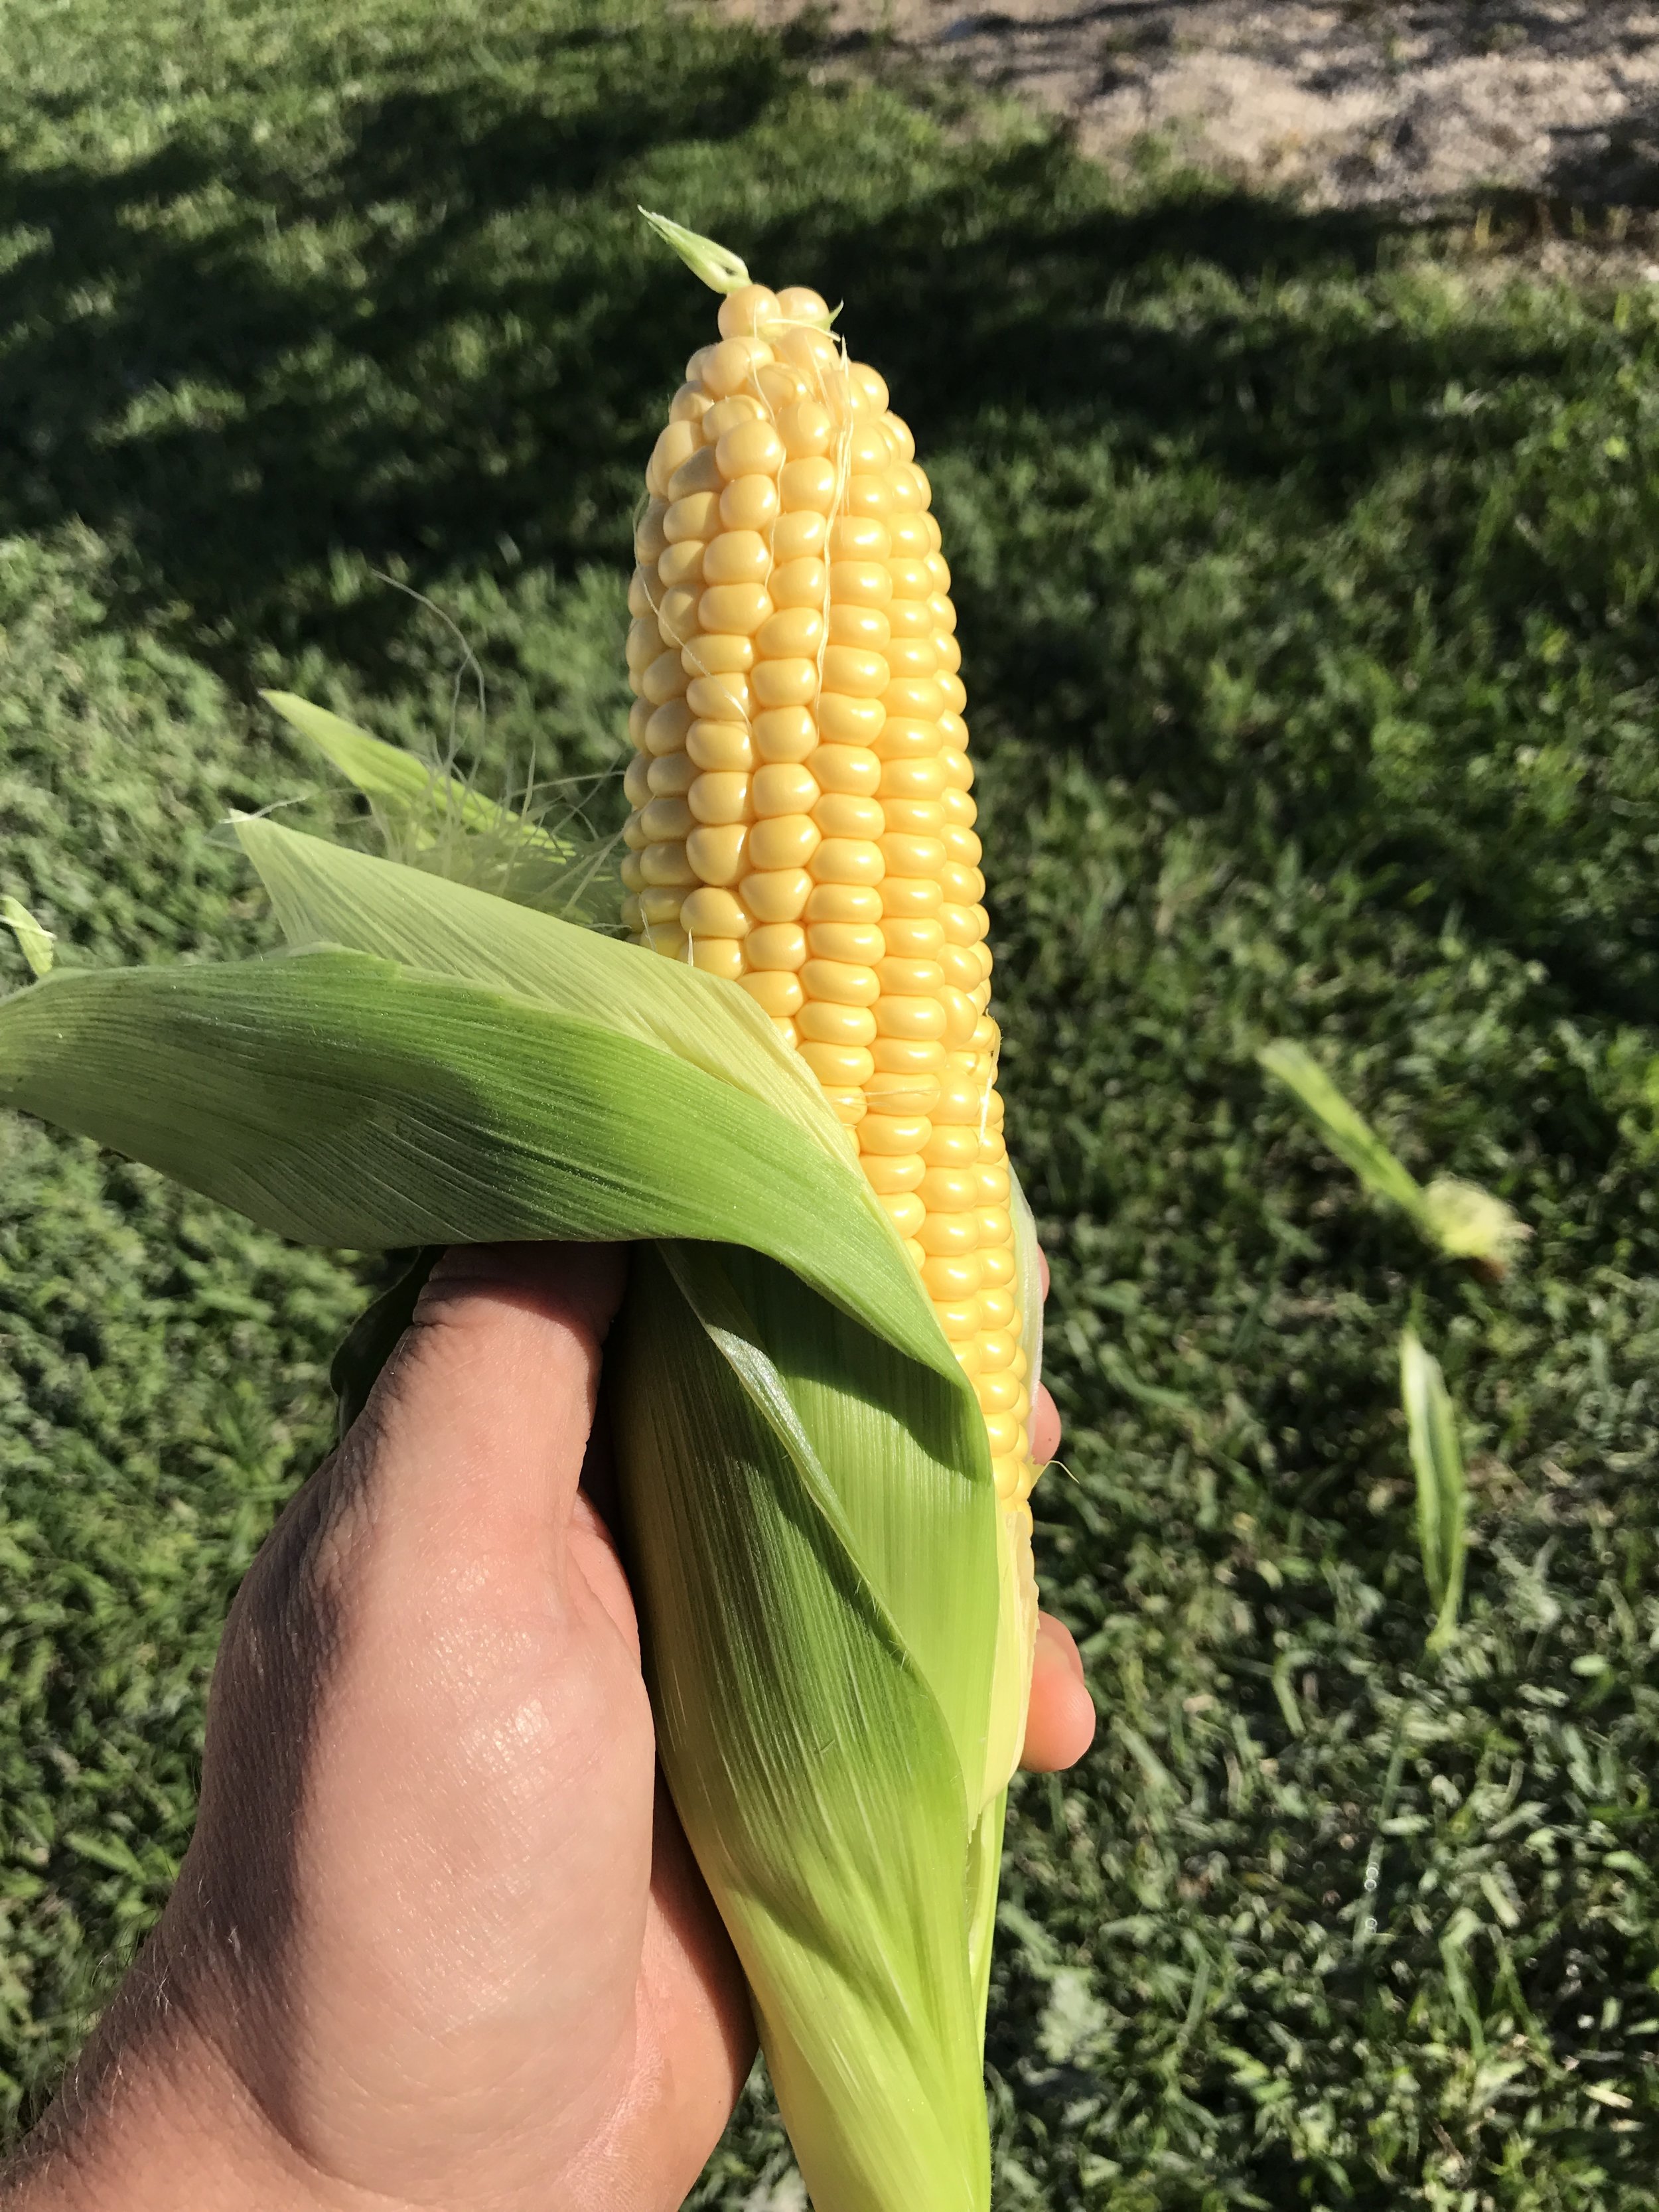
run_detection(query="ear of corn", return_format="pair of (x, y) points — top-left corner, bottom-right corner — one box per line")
(0, 224), (1048, 2212)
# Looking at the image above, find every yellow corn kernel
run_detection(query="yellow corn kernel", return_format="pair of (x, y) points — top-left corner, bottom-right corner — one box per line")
(747, 923), (808, 971)
(688, 773), (751, 827)
(716, 419), (786, 479)
(918, 1167), (979, 1212)
(685, 824), (749, 885)
(800, 958), (879, 1007)
(772, 510), (828, 561)
(741, 869), (812, 924)
(690, 937), (745, 980)
(831, 560), (893, 606)
(685, 671), (750, 721)
(977, 1370), (1022, 1416)
(703, 530), (770, 584)
(770, 557), (828, 609)
(880, 876), (944, 918)
(780, 456), (838, 512)
(861, 1153), (925, 1195)
(702, 394), (764, 439)
(703, 336), (772, 396)
(685, 638), (756, 684)
(718, 284), (782, 338)
(686, 721), (756, 773)
(887, 598), (933, 639)
(807, 921), (884, 963)
(753, 707), (818, 763)
(866, 1069), (942, 1114)
(779, 400), (834, 457)
(681, 887), (750, 938)
(918, 1213), (978, 1258)
(700, 583), (772, 635)
(797, 1000), (877, 1046)
(806, 881), (883, 923)
(922, 1253), (983, 1301)
(811, 838), (885, 887)
(935, 1299), (979, 1343)
(752, 658), (818, 710)
(871, 1037), (946, 1078)
(880, 1192), (926, 1238)
(859, 1114), (930, 1157)
(924, 1124), (979, 1167)
(800, 1041), (877, 1086)
(818, 694), (887, 743)
(748, 816), (820, 871)
(758, 609), (826, 659)
(829, 605), (891, 650)
(638, 885), (685, 926)
(739, 970), (804, 1018)
(753, 763), (820, 818)
(647, 754), (697, 798)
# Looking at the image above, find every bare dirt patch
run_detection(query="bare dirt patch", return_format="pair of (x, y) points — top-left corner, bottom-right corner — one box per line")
(724, 1), (1659, 212)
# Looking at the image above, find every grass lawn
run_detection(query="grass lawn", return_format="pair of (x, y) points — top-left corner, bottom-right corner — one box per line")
(4, 0), (1659, 2202)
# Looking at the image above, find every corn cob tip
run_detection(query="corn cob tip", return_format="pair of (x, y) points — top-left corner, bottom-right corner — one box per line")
(638, 208), (751, 295)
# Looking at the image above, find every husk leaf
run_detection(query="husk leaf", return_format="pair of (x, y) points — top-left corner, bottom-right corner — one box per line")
(0, 948), (950, 1381)
(262, 691), (619, 922)
(614, 1243), (994, 2212)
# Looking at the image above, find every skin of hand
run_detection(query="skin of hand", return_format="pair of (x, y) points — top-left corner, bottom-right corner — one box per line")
(1, 1243), (1094, 2212)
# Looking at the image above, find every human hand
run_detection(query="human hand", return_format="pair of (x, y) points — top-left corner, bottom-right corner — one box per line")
(3, 1244), (1093, 2212)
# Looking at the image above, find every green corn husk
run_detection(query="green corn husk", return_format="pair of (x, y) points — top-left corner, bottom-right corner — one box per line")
(0, 788), (1034, 2210)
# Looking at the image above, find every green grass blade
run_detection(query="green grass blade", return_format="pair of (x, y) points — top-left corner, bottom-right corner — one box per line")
(1399, 1327), (1469, 1653)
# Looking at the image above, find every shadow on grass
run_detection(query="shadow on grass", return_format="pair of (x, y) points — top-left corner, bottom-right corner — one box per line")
(1, 21), (1651, 1014)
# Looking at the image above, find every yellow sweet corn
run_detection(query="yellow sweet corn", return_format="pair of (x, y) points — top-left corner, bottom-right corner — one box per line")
(620, 236), (1039, 1536)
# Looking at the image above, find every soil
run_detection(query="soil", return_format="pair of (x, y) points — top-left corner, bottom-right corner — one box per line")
(723, 1), (1659, 213)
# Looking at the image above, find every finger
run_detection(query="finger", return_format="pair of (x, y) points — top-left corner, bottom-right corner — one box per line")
(1031, 1383), (1060, 1467)
(570, 1782), (755, 2211)
(640, 1781), (756, 2144)
(1019, 1613), (1095, 1773)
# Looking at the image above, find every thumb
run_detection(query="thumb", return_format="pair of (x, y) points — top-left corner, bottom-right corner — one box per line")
(353, 1241), (630, 1611)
